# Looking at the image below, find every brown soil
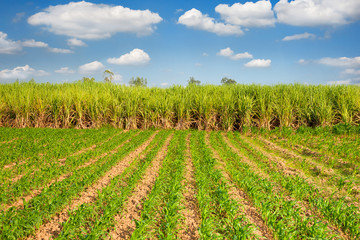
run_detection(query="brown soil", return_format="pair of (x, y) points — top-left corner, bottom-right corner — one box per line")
(57, 130), (124, 164)
(177, 134), (201, 240)
(2, 132), (137, 212)
(205, 133), (274, 240)
(109, 133), (173, 239)
(241, 135), (350, 239)
(3, 162), (17, 169)
(0, 137), (19, 144)
(255, 136), (360, 204)
(28, 131), (157, 240)
(222, 133), (271, 180)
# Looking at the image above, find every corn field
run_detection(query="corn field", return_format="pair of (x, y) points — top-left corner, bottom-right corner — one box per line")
(1, 81), (359, 130)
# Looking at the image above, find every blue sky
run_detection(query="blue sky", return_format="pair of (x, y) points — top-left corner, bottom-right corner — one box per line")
(0, 0), (360, 86)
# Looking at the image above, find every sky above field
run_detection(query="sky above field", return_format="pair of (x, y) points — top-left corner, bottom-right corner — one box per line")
(0, 0), (360, 86)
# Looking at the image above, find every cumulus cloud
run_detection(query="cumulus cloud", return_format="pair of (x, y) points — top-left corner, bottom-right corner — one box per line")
(245, 59), (271, 68)
(112, 74), (123, 83)
(0, 65), (48, 81)
(342, 68), (360, 75)
(48, 47), (73, 54)
(282, 32), (317, 41)
(215, 0), (275, 27)
(217, 47), (253, 60)
(178, 8), (243, 36)
(67, 38), (86, 47)
(274, 0), (360, 27)
(160, 82), (169, 86)
(317, 56), (360, 68)
(22, 39), (48, 48)
(28, 1), (163, 39)
(55, 67), (75, 74)
(107, 49), (150, 65)
(0, 32), (22, 54)
(78, 61), (105, 74)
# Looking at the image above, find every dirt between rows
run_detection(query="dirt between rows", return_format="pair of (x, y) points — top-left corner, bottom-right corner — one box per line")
(28, 132), (157, 240)
(2, 131), (124, 184)
(109, 133), (173, 239)
(240, 135), (350, 239)
(177, 134), (201, 240)
(256, 136), (360, 207)
(2, 132), (135, 212)
(205, 133), (274, 240)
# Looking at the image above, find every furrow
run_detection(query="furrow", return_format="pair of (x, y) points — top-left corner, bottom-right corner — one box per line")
(254, 135), (360, 205)
(238, 135), (349, 239)
(205, 133), (273, 240)
(2, 132), (138, 212)
(27, 132), (157, 240)
(109, 133), (173, 239)
(178, 134), (201, 240)
(57, 130), (124, 164)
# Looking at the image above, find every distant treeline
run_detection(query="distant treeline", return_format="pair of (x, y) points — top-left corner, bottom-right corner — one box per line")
(0, 82), (359, 130)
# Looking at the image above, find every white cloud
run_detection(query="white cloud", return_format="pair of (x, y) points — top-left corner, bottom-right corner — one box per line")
(215, 0), (275, 27)
(107, 49), (150, 65)
(160, 82), (169, 86)
(217, 47), (253, 60)
(327, 80), (352, 85)
(342, 68), (360, 75)
(245, 59), (271, 68)
(22, 39), (48, 48)
(28, 1), (162, 39)
(55, 67), (75, 74)
(0, 65), (48, 81)
(282, 32), (317, 41)
(202, 52), (208, 57)
(318, 57), (360, 68)
(298, 59), (308, 64)
(274, 0), (360, 27)
(178, 8), (243, 36)
(0, 32), (22, 54)
(67, 38), (86, 47)
(195, 63), (203, 67)
(48, 47), (73, 54)
(78, 61), (105, 74)
(113, 74), (123, 83)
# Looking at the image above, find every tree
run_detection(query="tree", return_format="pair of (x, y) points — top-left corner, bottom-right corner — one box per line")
(187, 76), (201, 86)
(129, 77), (147, 87)
(221, 77), (237, 85)
(103, 69), (114, 83)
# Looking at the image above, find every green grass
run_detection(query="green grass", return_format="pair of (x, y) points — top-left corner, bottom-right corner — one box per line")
(0, 128), (359, 239)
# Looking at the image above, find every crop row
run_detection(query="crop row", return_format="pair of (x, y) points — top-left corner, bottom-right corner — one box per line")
(0, 129), (359, 239)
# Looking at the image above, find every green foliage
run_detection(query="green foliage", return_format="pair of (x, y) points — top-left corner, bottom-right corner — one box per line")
(0, 82), (359, 130)
(129, 76), (147, 87)
(187, 76), (201, 86)
(221, 77), (236, 85)
(1, 128), (360, 239)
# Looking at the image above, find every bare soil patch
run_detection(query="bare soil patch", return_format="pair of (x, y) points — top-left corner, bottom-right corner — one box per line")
(177, 134), (201, 240)
(2, 132), (137, 212)
(205, 133), (273, 240)
(109, 133), (173, 239)
(29, 131), (157, 240)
